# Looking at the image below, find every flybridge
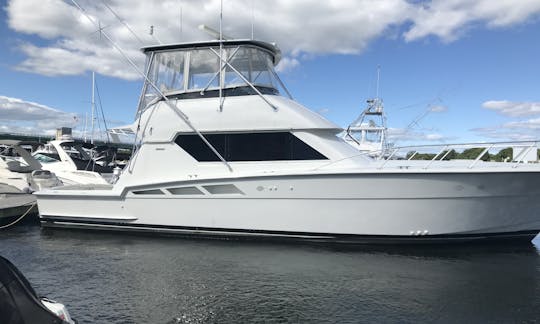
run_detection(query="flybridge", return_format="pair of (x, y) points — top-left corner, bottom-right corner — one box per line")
(134, 39), (294, 171)
(137, 39), (291, 115)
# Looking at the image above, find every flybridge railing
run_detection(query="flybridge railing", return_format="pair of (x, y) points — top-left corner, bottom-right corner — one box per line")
(315, 140), (540, 171)
(377, 140), (539, 170)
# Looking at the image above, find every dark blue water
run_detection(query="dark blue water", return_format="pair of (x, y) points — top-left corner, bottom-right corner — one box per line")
(1, 225), (540, 323)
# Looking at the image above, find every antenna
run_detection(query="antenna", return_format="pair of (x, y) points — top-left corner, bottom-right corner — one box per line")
(219, 0), (224, 111)
(219, 0), (223, 42)
(251, 0), (254, 39)
(376, 65), (381, 100)
(149, 25), (162, 44)
(180, 3), (183, 41)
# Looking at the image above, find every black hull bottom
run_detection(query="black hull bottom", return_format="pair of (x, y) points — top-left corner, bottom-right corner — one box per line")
(40, 217), (539, 245)
(0, 208), (38, 228)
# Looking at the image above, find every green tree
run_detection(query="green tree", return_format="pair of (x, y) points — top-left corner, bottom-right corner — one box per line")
(441, 149), (458, 160)
(493, 147), (513, 162)
(406, 151), (437, 160)
(458, 148), (490, 161)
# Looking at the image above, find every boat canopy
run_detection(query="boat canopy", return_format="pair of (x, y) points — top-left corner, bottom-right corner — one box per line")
(137, 40), (284, 115)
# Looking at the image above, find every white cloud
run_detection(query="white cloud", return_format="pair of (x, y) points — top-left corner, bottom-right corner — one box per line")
(387, 127), (454, 143)
(471, 116), (540, 141)
(429, 105), (448, 113)
(0, 95), (78, 134)
(471, 126), (540, 141)
(482, 100), (540, 117)
(404, 0), (540, 42)
(5, 0), (540, 80)
(275, 57), (300, 73)
(503, 118), (540, 130)
(474, 100), (540, 141)
(1, 0), (408, 79)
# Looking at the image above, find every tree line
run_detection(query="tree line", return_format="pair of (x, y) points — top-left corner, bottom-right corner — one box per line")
(405, 147), (538, 162)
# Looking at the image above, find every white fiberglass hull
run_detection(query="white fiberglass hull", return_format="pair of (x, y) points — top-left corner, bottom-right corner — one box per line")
(36, 172), (540, 243)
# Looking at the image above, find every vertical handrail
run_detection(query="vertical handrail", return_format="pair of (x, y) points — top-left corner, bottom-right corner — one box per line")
(468, 144), (493, 169)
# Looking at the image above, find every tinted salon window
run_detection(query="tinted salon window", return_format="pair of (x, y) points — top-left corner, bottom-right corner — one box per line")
(175, 132), (327, 162)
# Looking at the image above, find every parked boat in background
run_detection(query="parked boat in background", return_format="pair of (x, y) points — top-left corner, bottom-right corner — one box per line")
(35, 38), (540, 244)
(0, 140), (62, 226)
(342, 97), (388, 158)
(33, 138), (111, 185)
(0, 183), (36, 227)
(0, 140), (62, 192)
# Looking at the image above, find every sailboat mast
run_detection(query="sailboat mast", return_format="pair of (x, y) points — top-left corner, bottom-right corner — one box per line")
(91, 71), (95, 144)
(83, 112), (88, 142)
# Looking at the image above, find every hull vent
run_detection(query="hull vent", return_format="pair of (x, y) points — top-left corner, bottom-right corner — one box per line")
(203, 184), (243, 195)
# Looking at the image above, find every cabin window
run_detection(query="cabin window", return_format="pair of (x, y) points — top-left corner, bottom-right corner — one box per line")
(142, 51), (186, 108)
(188, 49), (219, 90)
(174, 132), (327, 162)
(33, 153), (60, 163)
(224, 47), (276, 89)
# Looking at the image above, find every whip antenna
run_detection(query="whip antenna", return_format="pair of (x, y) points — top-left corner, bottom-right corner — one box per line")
(251, 0), (254, 39)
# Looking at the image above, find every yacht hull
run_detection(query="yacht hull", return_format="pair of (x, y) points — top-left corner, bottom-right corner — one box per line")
(36, 172), (540, 244)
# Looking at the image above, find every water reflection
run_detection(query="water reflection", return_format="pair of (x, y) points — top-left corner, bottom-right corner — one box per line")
(1, 225), (539, 323)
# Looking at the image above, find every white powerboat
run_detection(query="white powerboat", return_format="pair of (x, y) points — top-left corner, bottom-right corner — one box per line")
(33, 139), (110, 185)
(0, 140), (63, 226)
(35, 39), (540, 243)
(0, 140), (62, 191)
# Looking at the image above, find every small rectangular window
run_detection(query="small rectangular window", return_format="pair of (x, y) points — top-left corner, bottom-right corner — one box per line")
(174, 132), (327, 162)
(132, 189), (164, 195)
(203, 184), (243, 195)
(167, 186), (204, 195)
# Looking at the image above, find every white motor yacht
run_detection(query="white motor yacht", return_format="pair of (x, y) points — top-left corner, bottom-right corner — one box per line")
(35, 39), (540, 243)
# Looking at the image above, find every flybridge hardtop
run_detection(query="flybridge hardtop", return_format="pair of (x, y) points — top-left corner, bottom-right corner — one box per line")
(140, 39), (282, 64)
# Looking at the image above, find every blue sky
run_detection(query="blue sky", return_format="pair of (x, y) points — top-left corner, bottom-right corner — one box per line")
(1, 0), (540, 144)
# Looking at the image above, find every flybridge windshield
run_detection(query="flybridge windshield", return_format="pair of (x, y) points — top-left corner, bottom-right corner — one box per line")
(139, 45), (280, 111)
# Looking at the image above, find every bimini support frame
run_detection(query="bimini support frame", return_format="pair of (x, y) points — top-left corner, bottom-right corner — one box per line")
(209, 47), (278, 111)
